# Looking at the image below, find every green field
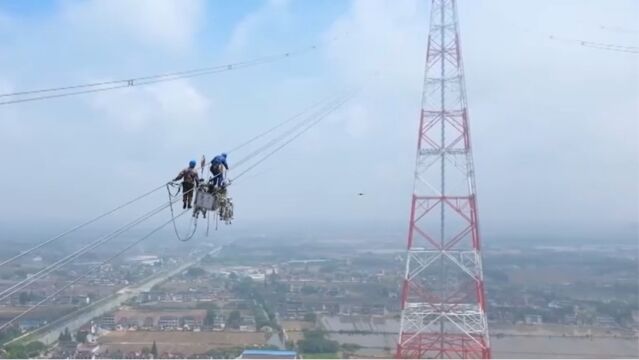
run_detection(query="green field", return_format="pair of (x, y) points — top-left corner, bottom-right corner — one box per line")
(302, 353), (340, 359)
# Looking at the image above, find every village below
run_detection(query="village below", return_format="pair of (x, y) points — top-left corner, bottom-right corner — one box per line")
(0, 233), (636, 358)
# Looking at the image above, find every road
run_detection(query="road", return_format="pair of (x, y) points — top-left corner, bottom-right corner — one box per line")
(9, 246), (222, 346)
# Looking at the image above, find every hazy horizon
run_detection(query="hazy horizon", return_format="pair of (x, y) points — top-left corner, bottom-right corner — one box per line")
(0, 0), (637, 243)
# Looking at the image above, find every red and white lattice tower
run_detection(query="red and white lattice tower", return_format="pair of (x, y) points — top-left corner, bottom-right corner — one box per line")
(396, 0), (490, 358)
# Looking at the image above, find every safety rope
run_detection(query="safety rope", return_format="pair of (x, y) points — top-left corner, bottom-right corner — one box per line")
(206, 213), (211, 237)
(166, 182), (198, 242)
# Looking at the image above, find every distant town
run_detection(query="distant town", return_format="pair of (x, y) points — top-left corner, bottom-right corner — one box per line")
(0, 233), (637, 358)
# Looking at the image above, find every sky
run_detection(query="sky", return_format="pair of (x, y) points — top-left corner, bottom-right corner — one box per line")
(0, 0), (637, 244)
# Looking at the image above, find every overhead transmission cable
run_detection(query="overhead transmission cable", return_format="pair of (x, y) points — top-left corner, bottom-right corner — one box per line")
(0, 194), (185, 303)
(0, 82), (366, 338)
(0, 37), (340, 106)
(232, 88), (361, 182)
(0, 89), (354, 277)
(0, 209), (190, 336)
(0, 54), (287, 98)
(599, 25), (639, 34)
(0, 183), (167, 269)
(232, 94), (352, 168)
(0, 86), (352, 271)
(0, 94), (344, 268)
(495, 15), (639, 54)
(0, 81), (365, 329)
(227, 95), (339, 155)
(548, 34), (639, 54)
(166, 92), (361, 240)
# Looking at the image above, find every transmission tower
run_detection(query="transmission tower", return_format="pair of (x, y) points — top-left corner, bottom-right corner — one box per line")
(396, 0), (491, 358)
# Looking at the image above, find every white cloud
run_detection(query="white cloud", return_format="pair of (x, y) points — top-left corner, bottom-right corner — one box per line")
(0, 79), (31, 144)
(319, 0), (426, 152)
(0, 0), (636, 234)
(0, 0), (212, 222)
(61, 0), (205, 52)
(342, 103), (370, 139)
(323, 0), (426, 86)
(226, 0), (292, 54)
(318, 0), (639, 234)
(90, 80), (212, 144)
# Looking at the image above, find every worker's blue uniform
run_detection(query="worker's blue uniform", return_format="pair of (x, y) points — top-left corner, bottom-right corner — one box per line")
(210, 154), (229, 187)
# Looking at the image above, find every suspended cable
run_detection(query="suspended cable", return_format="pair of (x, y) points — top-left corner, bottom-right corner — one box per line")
(548, 35), (639, 53)
(232, 95), (351, 169)
(599, 25), (639, 34)
(0, 54), (282, 98)
(0, 37), (340, 106)
(0, 81), (366, 341)
(492, 14), (639, 55)
(0, 197), (178, 303)
(0, 209), (189, 337)
(0, 82), (362, 301)
(1, 81), (362, 264)
(0, 183), (167, 269)
(165, 89), (362, 239)
(232, 89), (360, 182)
(0, 88), (346, 270)
(227, 95), (340, 155)
(0, 59), (284, 106)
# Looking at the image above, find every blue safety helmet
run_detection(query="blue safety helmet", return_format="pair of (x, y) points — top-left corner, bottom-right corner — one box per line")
(221, 153), (227, 158)
(189, 160), (197, 168)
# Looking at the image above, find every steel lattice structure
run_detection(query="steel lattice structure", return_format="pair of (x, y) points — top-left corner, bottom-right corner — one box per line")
(396, 0), (490, 358)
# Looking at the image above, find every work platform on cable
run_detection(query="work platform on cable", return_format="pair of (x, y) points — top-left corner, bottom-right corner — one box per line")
(192, 179), (234, 223)
(167, 154), (234, 242)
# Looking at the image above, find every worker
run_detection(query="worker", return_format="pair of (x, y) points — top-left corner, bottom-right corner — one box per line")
(173, 160), (200, 209)
(209, 153), (229, 188)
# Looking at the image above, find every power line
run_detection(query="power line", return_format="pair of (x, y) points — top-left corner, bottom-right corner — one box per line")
(0, 39), (335, 106)
(599, 25), (639, 34)
(232, 94), (351, 169)
(494, 15), (639, 55)
(0, 83), (365, 341)
(0, 86), (351, 270)
(0, 209), (189, 337)
(0, 190), (195, 336)
(0, 95), (339, 256)
(0, 55), (279, 98)
(0, 183), (167, 269)
(0, 57), (290, 105)
(0, 91), (326, 265)
(232, 89), (360, 182)
(227, 95), (339, 155)
(548, 35), (639, 54)
(0, 199), (175, 303)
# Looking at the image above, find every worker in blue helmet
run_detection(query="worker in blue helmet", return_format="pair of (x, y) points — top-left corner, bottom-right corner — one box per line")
(209, 153), (229, 188)
(173, 160), (200, 209)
